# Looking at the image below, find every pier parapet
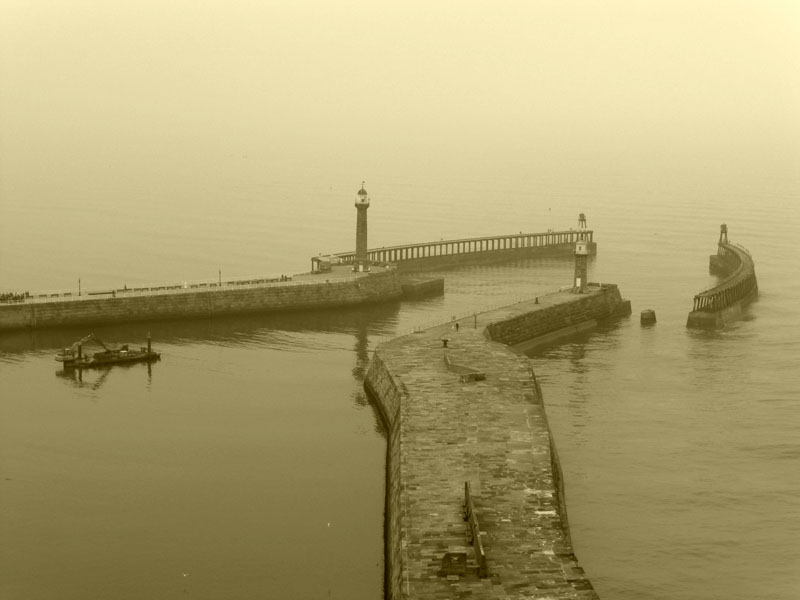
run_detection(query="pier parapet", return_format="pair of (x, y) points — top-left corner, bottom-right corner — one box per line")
(686, 224), (758, 329)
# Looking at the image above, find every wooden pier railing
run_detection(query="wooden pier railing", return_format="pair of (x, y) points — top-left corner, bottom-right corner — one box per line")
(691, 242), (757, 313)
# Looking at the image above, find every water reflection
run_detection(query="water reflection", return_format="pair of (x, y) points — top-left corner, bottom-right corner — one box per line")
(525, 314), (631, 444)
(55, 359), (156, 390)
(351, 313), (371, 384)
(56, 366), (112, 390)
(349, 312), (389, 437)
(4, 298), (400, 600)
(13, 300), (402, 438)
(0, 300), (402, 355)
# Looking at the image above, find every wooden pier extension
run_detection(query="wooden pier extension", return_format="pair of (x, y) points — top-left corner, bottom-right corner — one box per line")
(315, 229), (596, 272)
(686, 225), (758, 329)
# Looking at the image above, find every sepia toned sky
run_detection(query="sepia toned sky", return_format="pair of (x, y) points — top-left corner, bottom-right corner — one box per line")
(1, 0), (798, 183)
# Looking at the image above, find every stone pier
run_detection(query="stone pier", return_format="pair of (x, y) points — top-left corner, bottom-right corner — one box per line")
(366, 284), (630, 599)
(0, 266), (403, 332)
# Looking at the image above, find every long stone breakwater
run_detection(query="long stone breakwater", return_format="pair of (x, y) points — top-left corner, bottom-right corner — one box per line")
(365, 283), (631, 599)
(686, 225), (757, 330)
(0, 267), (402, 332)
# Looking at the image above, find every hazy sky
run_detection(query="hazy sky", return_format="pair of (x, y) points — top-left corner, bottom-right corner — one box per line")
(1, 0), (799, 183)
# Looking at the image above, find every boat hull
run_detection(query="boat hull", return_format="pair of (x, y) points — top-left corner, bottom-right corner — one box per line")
(57, 351), (161, 369)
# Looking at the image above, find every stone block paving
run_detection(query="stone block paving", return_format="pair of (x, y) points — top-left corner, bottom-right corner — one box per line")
(379, 296), (600, 599)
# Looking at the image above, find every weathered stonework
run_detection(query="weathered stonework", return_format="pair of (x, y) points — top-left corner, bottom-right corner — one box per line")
(485, 284), (631, 351)
(0, 268), (402, 331)
(366, 284), (630, 599)
(399, 276), (445, 299)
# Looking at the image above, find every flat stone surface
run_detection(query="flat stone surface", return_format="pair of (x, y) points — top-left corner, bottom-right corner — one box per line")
(294, 264), (394, 282)
(377, 289), (601, 599)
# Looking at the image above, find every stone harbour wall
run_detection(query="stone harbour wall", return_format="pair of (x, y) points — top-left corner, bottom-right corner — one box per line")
(364, 351), (406, 599)
(485, 284), (631, 349)
(365, 284), (630, 599)
(0, 270), (402, 331)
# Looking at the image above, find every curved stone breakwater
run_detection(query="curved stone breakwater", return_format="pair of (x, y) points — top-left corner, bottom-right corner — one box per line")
(365, 284), (631, 599)
(686, 236), (758, 330)
(0, 267), (402, 332)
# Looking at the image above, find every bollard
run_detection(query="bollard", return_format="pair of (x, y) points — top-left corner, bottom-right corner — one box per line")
(641, 309), (656, 325)
(442, 338), (450, 348)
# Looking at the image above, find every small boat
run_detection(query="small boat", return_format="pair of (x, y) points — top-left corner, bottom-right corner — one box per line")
(56, 333), (160, 369)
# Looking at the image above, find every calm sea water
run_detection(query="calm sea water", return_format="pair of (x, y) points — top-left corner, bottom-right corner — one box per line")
(1, 160), (799, 599)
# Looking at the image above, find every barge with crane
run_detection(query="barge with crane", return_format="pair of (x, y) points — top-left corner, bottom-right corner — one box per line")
(55, 333), (160, 369)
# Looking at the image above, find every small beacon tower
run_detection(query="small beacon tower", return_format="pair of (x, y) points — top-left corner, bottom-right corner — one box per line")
(354, 182), (370, 272)
(573, 213), (589, 293)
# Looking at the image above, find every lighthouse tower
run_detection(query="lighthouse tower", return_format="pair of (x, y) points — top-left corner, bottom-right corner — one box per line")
(354, 182), (370, 272)
(573, 213), (589, 293)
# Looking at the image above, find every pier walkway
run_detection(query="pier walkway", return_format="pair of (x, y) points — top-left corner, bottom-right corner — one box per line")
(0, 266), (386, 306)
(0, 266), (404, 332)
(366, 285), (631, 599)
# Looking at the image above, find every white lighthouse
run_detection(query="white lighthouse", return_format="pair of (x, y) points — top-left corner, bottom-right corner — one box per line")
(573, 213), (588, 293)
